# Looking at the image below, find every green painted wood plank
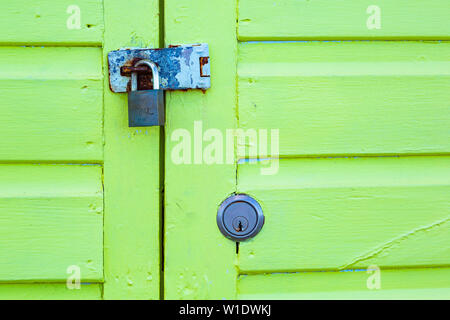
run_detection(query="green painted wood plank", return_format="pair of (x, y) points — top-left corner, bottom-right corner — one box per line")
(0, 47), (103, 162)
(0, 284), (102, 300)
(238, 267), (450, 300)
(0, 0), (103, 46)
(0, 165), (103, 282)
(238, 41), (450, 157)
(164, 0), (238, 299)
(238, 0), (450, 40)
(102, 0), (161, 300)
(237, 156), (450, 273)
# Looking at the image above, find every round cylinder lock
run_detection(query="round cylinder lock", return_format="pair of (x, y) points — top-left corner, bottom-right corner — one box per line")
(217, 194), (264, 241)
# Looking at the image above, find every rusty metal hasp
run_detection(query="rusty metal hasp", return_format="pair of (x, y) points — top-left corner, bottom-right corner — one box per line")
(108, 43), (210, 93)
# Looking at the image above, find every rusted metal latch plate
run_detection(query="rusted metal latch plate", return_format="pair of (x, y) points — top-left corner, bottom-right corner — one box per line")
(108, 43), (210, 92)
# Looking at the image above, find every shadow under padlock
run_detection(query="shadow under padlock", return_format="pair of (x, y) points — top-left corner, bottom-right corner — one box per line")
(127, 60), (164, 127)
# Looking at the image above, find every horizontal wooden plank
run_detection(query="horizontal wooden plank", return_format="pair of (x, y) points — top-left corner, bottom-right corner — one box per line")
(0, 0), (103, 45)
(0, 47), (103, 162)
(0, 284), (102, 300)
(238, 267), (450, 299)
(0, 165), (103, 281)
(238, 41), (450, 157)
(238, 0), (450, 40)
(237, 156), (450, 273)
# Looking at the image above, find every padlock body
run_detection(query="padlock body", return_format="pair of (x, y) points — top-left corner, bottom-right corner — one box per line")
(127, 89), (164, 127)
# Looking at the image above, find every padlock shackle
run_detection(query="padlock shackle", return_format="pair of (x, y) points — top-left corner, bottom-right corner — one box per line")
(131, 60), (160, 91)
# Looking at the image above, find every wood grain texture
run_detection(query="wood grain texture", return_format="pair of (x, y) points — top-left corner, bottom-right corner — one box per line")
(238, 267), (450, 299)
(237, 157), (450, 273)
(0, 0), (103, 45)
(238, 0), (450, 40)
(238, 41), (450, 157)
(0, 165), (103, 281)
(0, 284), (102, 300)
(102, 0), (161, 299)
(164, 0), (238, 299)
(0, 47), (103, 162)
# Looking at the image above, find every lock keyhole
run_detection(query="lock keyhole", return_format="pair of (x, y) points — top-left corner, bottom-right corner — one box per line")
(232, 216), (248, 233)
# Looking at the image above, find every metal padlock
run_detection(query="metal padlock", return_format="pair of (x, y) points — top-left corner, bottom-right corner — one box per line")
(127, 60), (164, 127)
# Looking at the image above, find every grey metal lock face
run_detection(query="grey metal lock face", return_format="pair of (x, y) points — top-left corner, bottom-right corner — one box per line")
(217, 194), (264, 241)
(127, 60), (165, 127)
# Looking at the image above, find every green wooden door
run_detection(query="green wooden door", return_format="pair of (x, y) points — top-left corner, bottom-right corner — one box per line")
(164, 0), (450, 299)
(2, 0), (450, 300)
(0, 0), (161, 299)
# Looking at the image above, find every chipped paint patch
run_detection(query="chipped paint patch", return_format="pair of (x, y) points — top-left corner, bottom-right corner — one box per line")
(108, 44), (211, 92)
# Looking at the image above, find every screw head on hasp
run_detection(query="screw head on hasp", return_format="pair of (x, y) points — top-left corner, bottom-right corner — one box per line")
(217, 194), (264, 241)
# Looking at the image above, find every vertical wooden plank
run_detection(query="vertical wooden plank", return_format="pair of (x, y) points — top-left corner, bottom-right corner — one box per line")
(164, 0), (238, 299)
(103, 0), (161, 299)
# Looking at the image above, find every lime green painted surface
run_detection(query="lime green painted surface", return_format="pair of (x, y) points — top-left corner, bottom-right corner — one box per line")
(237, 157), (450, 273)
(102, 0), (161, 299)
(0, 47), (103, 162)
(238, 41), (450, 156)
(238, 268), (450, 299)
(164, 0), (238, 299)
(239, 0), (450, 40)
(0, 284), (102, 300)
(0, 0), (103, 46)
(0, 164), (103, 281)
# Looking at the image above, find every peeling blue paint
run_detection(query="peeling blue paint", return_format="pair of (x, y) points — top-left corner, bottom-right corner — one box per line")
(108, 44), (211, 92)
